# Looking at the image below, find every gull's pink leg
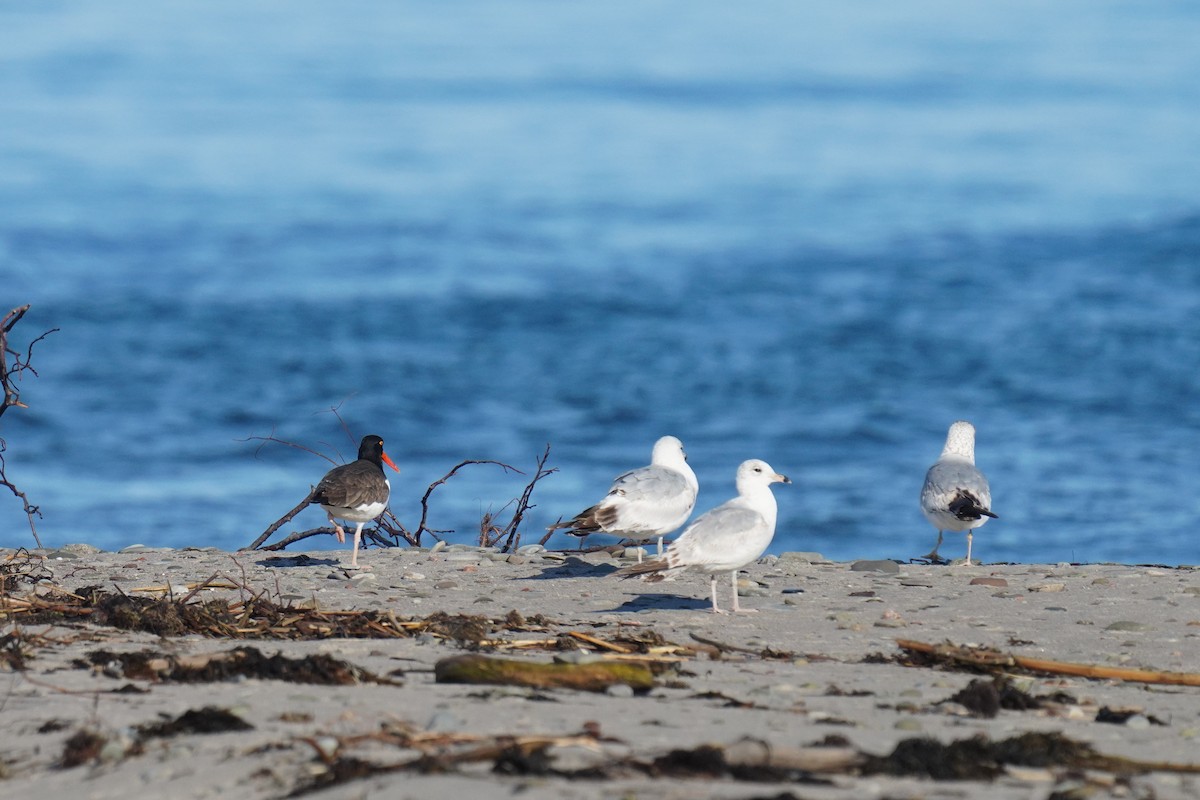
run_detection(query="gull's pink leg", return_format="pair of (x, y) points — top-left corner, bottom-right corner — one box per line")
(709, 575), (727, 614)
(732, 571), (759, 614)
(349, 522), (368, 570)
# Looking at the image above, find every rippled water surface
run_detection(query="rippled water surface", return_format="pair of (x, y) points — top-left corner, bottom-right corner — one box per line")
(3, 2), (1199, 564)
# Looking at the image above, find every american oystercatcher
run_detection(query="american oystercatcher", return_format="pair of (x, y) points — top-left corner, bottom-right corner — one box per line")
(312, 434), (399, 569)
(919, 420), (998, 566)
(617, 459), (791, 614)
(547, 435), (699, 561)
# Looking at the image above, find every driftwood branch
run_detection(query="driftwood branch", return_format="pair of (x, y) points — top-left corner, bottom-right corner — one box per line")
(489, 443), (555, 552)
(897, 639), (1200, 687)
(256, 527), (340, 552)
(414, 459), (519, 546)
(242, 492), (315, 551)
(1, 304), (58, 549)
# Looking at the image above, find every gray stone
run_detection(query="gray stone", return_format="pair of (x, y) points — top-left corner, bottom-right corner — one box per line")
(119, 544), (163, 553)
(1105, 621), (1153, 632)
(850, 559), (900, 573)
(779, 551), (825, 563)
(605, 683), (635, 698)
(736, 578), (769, 597)
(59, 543), (103, 554)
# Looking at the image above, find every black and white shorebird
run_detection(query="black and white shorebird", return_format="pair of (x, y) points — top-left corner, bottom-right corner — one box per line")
(919, 421), (997, 566)
(617, 459), (790, 614)
(311, 434), (399, 570)
(547, 435), (699, 561)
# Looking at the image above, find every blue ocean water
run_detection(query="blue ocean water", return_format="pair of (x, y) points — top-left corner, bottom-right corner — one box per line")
(2, 2), (1199, 564)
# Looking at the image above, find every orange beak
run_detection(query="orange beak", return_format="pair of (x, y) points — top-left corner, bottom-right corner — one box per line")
(381, 451), (400, 472)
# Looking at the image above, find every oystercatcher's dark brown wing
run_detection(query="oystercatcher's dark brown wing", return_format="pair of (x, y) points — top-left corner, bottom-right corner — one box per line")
(312, 460), (389, 510)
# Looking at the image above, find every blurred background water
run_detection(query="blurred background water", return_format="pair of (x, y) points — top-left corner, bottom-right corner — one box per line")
(2, 1), (1198, 564)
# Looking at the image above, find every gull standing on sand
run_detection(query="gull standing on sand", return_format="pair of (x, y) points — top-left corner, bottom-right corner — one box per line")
(311, 434), (400, 570)
(617, 459), (790, 614)
(547, 435), (699, 560)
(920, 421), (997, 566)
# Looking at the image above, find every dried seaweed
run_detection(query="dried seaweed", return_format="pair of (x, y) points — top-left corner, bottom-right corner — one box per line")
(60, 707), (253, 769)
(75, 645), (400, 685)
(0, 629), (29, 670)
(860, 731), (1200, 779)
(1, 587), (701, 678)
(59, 730), (111, 768)
(137, 706), (253, 738)
(940, 675), (1059, 718)
(286, 721), (1200, 797)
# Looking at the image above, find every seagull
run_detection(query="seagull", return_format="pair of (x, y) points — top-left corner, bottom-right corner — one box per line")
(617, 459), (790, 614)
(311, 434), (400, 570)
(919, 421), (997, 566)
(547, 435), (698, 561)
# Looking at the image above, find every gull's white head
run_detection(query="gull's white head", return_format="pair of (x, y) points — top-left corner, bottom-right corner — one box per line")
(651, 435), (687, 466)
(736, 459), (791, 493)
(940, 420), (977, 462)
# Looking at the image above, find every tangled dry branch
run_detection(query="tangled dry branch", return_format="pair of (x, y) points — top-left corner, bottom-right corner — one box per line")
(1, 304), (59, 548)
(242, 435), (556, 553)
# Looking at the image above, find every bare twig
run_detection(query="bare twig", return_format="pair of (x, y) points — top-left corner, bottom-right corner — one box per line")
(477, 508), (506, 549)
(243, 491), (315, 551)
(375, 507), (421, 546)
(1, 304), (58, 549)
(317, 399), (357, 462)
(238, 428), (340, 467)
(494, 443), (555, 552)
(257, 527), (339, 552)
(405, 459), (521, 547)
(897, 639), (1200, 687)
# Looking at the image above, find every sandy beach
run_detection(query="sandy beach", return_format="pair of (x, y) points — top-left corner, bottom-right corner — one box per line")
(2, 544), (1198, 799)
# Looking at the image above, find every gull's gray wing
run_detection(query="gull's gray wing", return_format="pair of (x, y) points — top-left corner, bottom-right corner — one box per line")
(921, 460), (994, 519)
(668, 504), (768, 569)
